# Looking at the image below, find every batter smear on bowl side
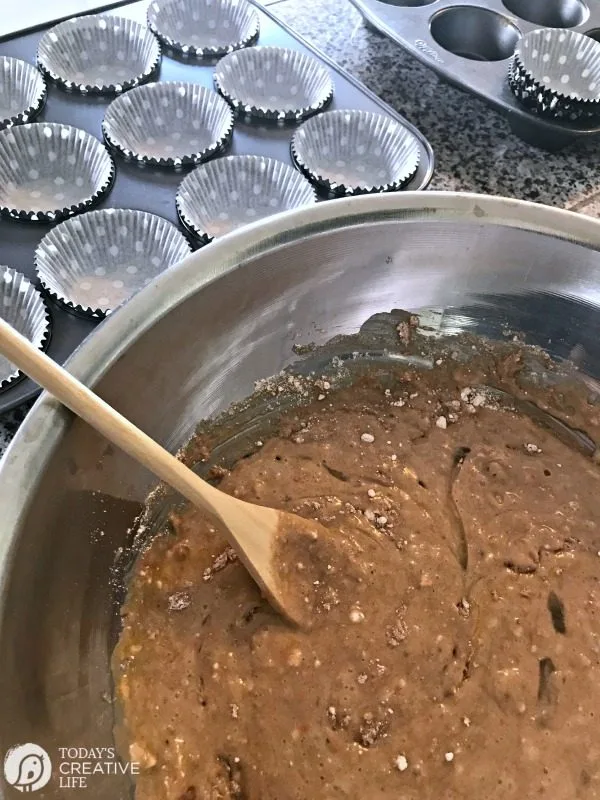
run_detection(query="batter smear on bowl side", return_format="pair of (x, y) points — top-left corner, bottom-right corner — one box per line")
(115, 330), (600, 800)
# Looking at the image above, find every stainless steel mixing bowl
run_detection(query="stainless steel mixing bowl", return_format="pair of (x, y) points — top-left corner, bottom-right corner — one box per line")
(1, 193), (599, 799)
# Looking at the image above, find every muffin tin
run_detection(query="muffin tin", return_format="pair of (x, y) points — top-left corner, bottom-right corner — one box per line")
(349, 0), (600, 150)
(0, 0), (434, 414)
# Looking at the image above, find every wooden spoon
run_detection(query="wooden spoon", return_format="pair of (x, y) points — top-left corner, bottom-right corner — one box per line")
(0, 317), (322, 625)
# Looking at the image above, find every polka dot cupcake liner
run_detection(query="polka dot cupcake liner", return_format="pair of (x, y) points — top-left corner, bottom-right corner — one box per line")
(214, 45), (334, 121)
(0, 123), (115, 223)
(176, 154), (316, 242)
(291, 109), (421, 197)
(37, 14), (161, 95)
(102, 81), (234, 166)
(508, 29), (600, 121)
(0, 267), (51, 389)
(34, 208), (192, 317)
(147, 0), (259, 59)
(0, 56), (47, 130)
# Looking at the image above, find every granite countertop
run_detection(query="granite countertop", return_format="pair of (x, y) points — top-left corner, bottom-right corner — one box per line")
(1, 0), (599, 456)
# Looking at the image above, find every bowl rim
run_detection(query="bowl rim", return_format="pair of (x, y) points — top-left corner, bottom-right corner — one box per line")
(1, 190), (599, 595)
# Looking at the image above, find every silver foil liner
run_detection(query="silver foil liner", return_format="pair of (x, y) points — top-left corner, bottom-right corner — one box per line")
(214, 45), (334, 120)
(0, 266), (50, 389)
(35, 208), (192, 316)
(509, 29), (600, 121)
(291, 109), (420, 197)
(176, 154), (316, 242)
(37, 14), (161, 94)
(0, 123), (115, 222)
(147, 0), (259, 58)
(102, 81), (234, 166)
(0, 56), (47, 129)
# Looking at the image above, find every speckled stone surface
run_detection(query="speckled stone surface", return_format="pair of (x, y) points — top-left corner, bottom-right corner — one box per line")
(0, 400), (34, 457)
(0, 0), (599, 457)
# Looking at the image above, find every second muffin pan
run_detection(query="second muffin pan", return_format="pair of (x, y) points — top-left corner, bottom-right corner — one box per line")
(349, 0), (600, 150)
(0, 0), (434, 414)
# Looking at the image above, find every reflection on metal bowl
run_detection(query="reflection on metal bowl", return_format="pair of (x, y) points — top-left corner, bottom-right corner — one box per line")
(0, 193), (599, 798)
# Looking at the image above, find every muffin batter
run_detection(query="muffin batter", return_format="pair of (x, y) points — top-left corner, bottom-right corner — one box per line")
(115, 352), (600, 800)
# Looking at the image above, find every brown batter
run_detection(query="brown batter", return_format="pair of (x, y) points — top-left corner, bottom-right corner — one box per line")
(115, 352), (600, 800)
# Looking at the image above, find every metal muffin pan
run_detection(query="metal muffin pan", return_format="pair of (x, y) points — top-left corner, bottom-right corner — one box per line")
(0, 0), (434, 415)
(349, 0), (600, 150)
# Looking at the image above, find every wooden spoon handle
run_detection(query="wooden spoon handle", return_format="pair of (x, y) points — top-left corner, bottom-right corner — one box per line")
(0, 316), (223, 516)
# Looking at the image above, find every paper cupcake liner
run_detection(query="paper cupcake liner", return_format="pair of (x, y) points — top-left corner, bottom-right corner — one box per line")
(147, 0), (259, 58)
(0, 57), (47, 130)
(291, 109), (420, 197)
(509, 29), (600, 119)
(34, 208), (192, 317)
(0, 123), (115, 222)
(0, 267), (51, 389)
(102, 81), (234, 166)
(508, 57), (598, 120)
(37, 14), (161, 94)
(214, 45), (334, 120)
(176, 154), (316, 242)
